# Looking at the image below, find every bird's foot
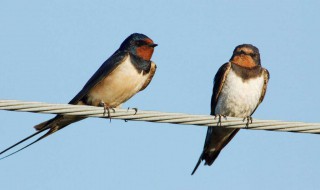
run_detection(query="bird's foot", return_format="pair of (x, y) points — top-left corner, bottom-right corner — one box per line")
(125, 107), (138, 122)
(214, 114), (227, 127)
(99, 101), (115, 122)
(243, 116), (253, 128)
(127, 107), (138, 115)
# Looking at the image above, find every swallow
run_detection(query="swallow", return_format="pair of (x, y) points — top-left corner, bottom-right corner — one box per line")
(191, 44), (269, 175)
(0, 33), (158, 159)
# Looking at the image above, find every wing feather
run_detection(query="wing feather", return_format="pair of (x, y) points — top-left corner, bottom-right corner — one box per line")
(69, 51), (128, 104)
(210, 62), (232, 115)
(205, 62), (232, 146)
(250, 68), (270, 115)
(139, 62), (157, 92)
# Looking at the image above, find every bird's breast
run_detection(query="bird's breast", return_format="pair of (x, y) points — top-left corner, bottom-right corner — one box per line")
(215, 69), (264, 117)
(86, 55), (150, 107)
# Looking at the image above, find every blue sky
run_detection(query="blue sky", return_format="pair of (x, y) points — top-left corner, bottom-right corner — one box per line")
(1, 0), (320, 189)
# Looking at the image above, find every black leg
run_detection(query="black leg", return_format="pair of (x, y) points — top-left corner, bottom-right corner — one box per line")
(99, 101), (115, 122)
(243, 116), (253, 128)
(214, 114), (227, 127)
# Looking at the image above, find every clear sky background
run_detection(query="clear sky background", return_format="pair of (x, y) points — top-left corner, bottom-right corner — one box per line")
(1, 0), (320, 189)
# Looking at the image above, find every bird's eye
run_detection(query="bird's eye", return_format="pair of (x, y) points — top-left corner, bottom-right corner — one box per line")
(135, 40), (147, 46)
(135, 41), (142, 46)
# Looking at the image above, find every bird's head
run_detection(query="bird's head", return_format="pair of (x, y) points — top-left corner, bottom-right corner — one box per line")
(230, 44), (261, 68)
(119, 33), (157, 61)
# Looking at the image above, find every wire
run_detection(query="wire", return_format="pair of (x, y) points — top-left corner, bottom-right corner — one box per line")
(0, 99), (319, 134)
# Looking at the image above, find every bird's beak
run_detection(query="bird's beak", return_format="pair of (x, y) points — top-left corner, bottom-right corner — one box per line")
(149, 43), (158, 47)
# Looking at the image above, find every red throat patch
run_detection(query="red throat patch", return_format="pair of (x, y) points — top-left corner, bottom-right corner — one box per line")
(231, 55), (256, 68)
(136, 45), (154, 61)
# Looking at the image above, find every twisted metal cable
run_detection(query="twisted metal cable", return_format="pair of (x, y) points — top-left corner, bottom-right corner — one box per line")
(0, 99), (319, 134)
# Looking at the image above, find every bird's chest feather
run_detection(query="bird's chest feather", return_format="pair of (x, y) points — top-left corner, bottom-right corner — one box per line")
(87, 56), (149, 107)
(215, 70), (264, 117)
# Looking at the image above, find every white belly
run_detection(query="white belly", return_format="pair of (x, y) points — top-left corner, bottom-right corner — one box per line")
(215, 69), (264, 117)
(87, 55), (150, 108)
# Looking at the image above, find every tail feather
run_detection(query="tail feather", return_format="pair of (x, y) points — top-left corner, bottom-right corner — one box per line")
(0, 116), (83, 159)
(34, 117), (58, 131)
(191, 152), (203, 175)
(191, 150), (221, 175)
(191, 127), (240, 175)
(0, 128), (49, 160)
(203, 150), (221, 166)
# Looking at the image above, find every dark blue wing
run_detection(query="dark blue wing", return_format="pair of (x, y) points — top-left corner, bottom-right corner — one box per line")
(69, 50), (128, 104)
(191, 62), (233, 174)
(210, 62), (232, 115)
(0, 50), (129, 159)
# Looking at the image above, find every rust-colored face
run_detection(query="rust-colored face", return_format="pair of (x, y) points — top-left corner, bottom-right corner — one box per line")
(230, 45), (260, 68)
(135, 38), (157, 61)
(231, 54), (256, 68)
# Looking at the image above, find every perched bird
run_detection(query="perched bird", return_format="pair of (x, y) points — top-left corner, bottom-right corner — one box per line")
(191, 44), (269, 175)
(0, 33), (158, 159)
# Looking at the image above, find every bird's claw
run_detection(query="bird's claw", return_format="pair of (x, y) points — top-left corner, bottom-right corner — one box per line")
(125, 107), (138, 122)
(127, 107), (138, 115)
(214, 114), (227, 127)
(243, 116), (253, 128)
(99, 101), (115, 122)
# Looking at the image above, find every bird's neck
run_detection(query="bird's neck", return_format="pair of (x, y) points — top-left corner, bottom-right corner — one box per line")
(129, 54), (152, 74)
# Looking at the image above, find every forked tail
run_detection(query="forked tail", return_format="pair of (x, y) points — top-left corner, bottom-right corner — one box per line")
(0, 116), (83, 159)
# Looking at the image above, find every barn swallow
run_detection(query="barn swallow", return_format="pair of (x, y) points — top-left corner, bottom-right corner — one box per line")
(191, 44), (270, 175)
(0, 33), (158, 159)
